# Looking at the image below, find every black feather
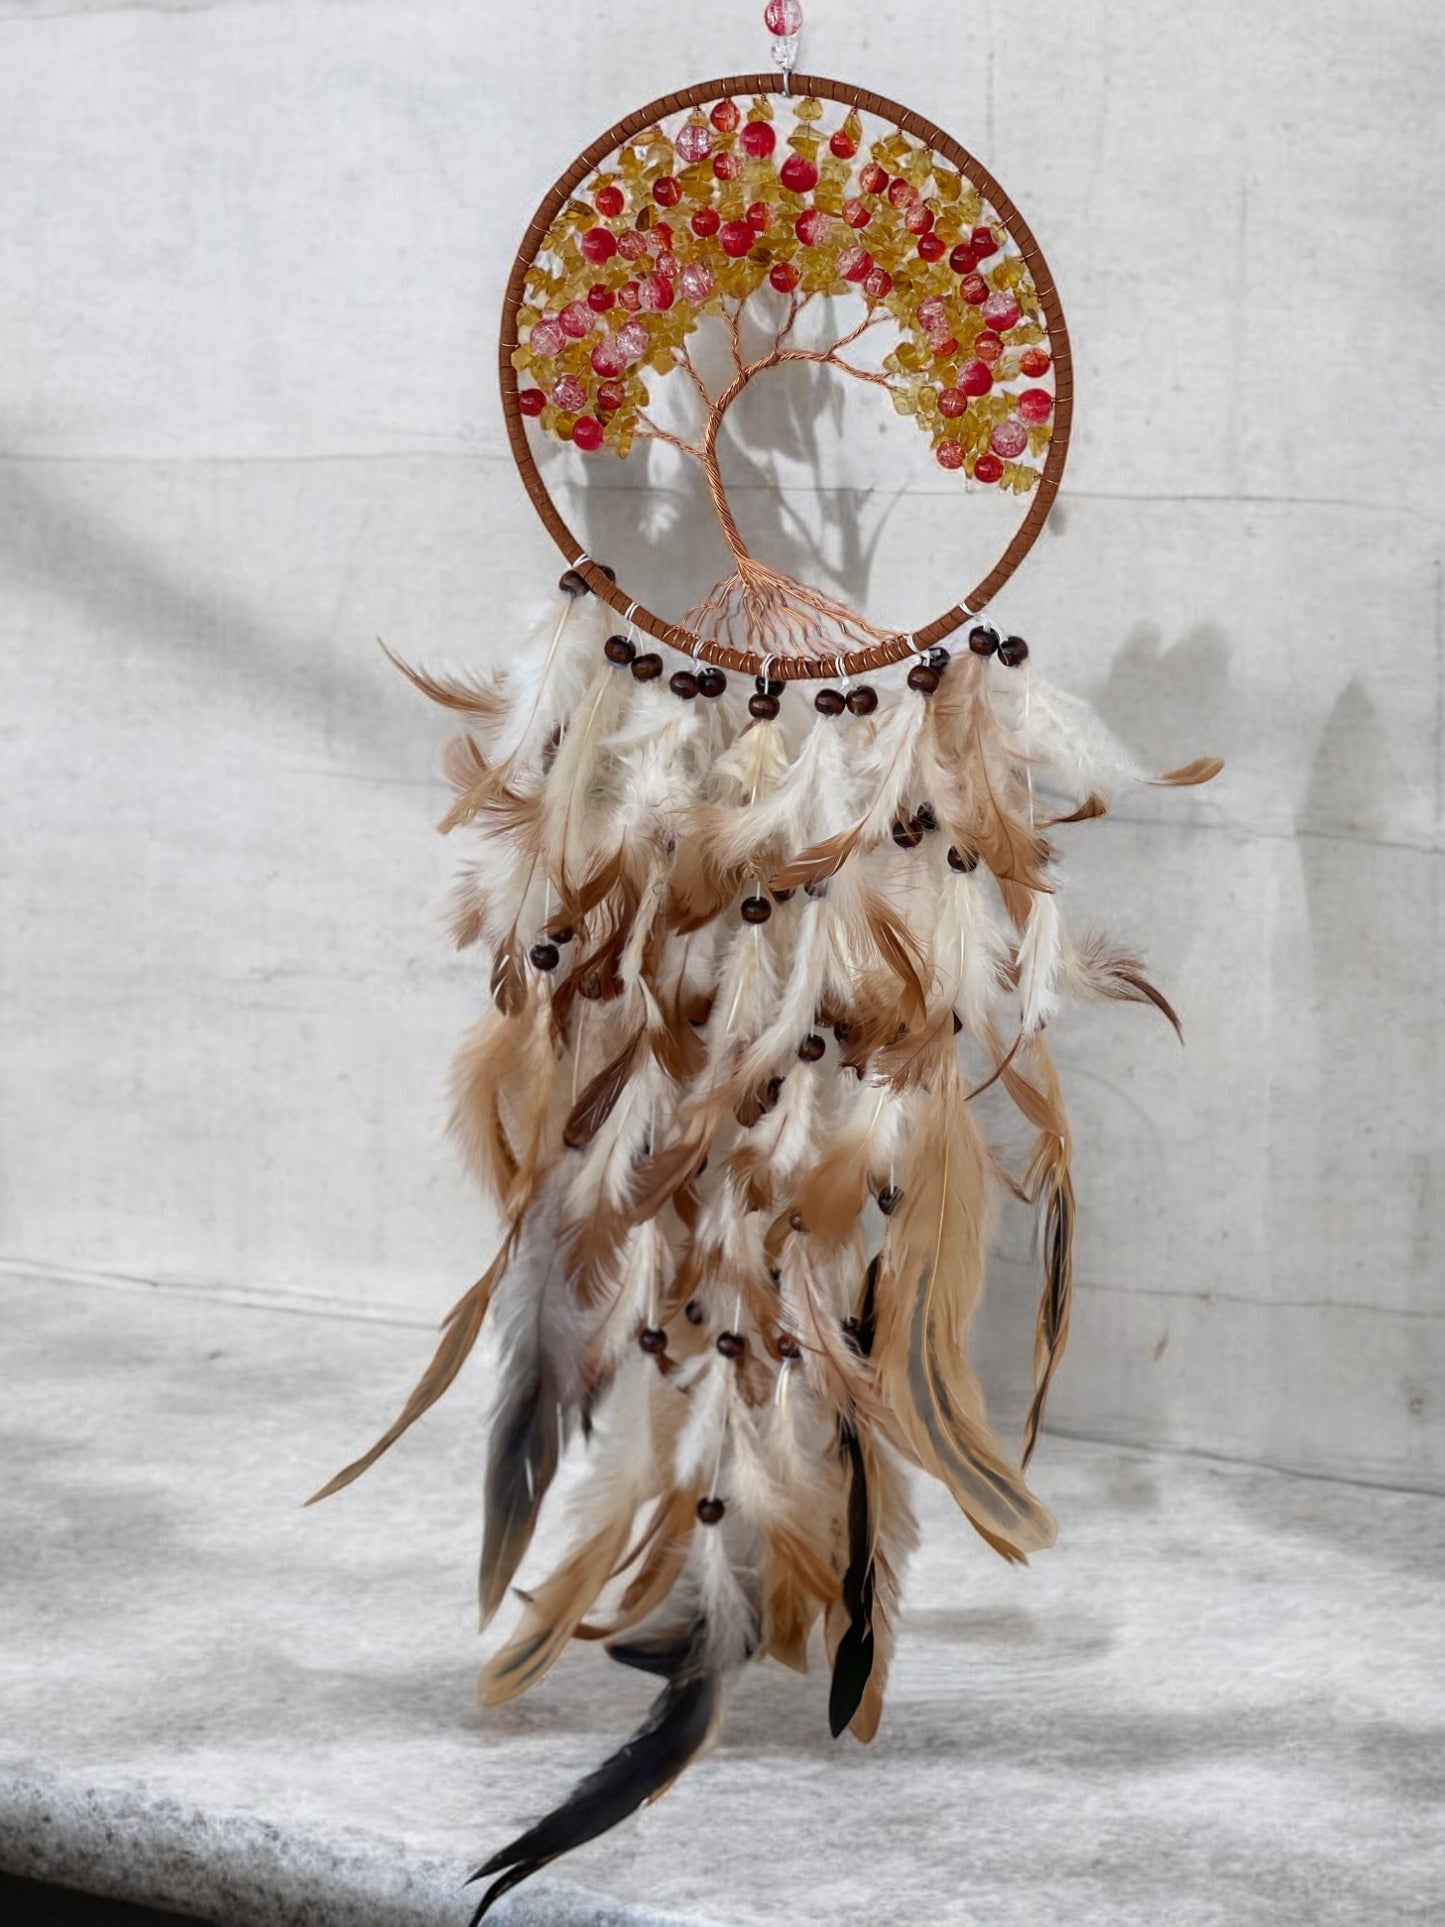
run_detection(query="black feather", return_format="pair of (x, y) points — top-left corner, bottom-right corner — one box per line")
(467, 1670), (720, 1922)
(478, 1356), (561, 1623)
(828, 1422), (876, 1738)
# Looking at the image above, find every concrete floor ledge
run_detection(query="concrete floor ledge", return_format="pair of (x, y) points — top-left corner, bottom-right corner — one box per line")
(1, 1273), (1441, 1926)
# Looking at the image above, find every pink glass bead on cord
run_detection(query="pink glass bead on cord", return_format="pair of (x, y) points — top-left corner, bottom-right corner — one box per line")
(764, 0), (803, 33)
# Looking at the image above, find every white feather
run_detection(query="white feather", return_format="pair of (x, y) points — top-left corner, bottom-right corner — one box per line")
(1015, 887), (1063, 1033)
(989, 666), (1147, 804)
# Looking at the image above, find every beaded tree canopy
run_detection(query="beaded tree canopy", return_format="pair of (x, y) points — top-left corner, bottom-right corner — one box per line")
(502, 74), (1071, 676)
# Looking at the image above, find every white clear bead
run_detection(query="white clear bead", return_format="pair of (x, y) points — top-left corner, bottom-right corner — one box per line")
(770, 33), (800, 70)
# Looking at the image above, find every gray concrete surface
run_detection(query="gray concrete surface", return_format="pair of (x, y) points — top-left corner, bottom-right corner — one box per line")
(1, 1272), (1441, 1926)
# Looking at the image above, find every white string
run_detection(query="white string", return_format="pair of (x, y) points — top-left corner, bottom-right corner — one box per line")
(1023, 667), (1036, 830)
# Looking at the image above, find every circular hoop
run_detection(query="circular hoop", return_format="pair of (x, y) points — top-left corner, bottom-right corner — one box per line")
(500, 71), (1073, 682)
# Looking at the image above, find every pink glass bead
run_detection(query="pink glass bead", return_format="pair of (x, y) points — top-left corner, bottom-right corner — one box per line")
(559, 300), (595, 338)
(917, 295), (948, 330)
(843, 197), (872, 229)
(917, 233), (944, 261)
(1020, 347), (1051, 378)
(769, 261), (800, 293)
(982, 291), (1021, 331)
(590, 335), (627, 377)
(656, 251), (680, 278)
(710, 99), (742, 133)
(674, 119), (713, 164)
(719, 219), (755, 258)
(617, 229), (649, 260)
(937, 386), (967, 419)
(949, 243), (976, 275)
(960, 359), (992, 396)
(861, 266), (893, 300)
(764, 0), (803, 30)
(838, 244), (873, 282)
(616, 318), (652, 360)
(741, 121), (777, 159)
(553, 374), (587, 411)
(618, 282), (640, 311)
(651, 222), (674, 251)
(931, 334), (959, 359)
(746, 200), (773, 230)
(638, 272), (675, 311)
(580, 226), (618, 264)
(596, 378), (626, 412)
(779, 154), (819, 193)
(830, 130), (858, 159)
(795, 207), (833, 246)
(859, 162), (888, 195)
(971, 224), (999, 256)
(517, 387), (545, 417)
(974, 330), (1003, 365)
(653, 176), (682, 207)
(680, 261), (717, 301)
(587, 283), (616, 313)
(1018, 386), (1054, 424)
(529, 317), (565, 358)
(691, 207), (720, 237)
(571, 415), (604, 451)
(713, 150), (743, 180)
(990, 418), (1028, 459)
(905, 203), (934, 235)
(886, 178), (920, 211)
(594, 185), (625, 218)
(935, 440), (964, 470)
(973, 452), (1003, 483)
(959, 273), (988, 305)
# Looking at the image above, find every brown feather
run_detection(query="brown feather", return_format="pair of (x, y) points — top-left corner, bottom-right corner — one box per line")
(1152, 756), (1224, 787)
(380, 640), (506, 722)
(564, 1028), (645, 1151)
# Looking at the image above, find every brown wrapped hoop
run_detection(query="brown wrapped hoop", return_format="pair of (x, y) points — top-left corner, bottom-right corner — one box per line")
(500, 71), (1073, 681)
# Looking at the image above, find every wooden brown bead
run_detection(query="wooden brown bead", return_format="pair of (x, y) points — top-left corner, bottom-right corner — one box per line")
(833, 1020), (852, 1044)
(696, 1496), (726, 1525)
(748, 691), (780, 720)
(768, 1265), (782, 1285)
(578, 973), (605, 1000)
(684, 1298), (706, 1325)
(777, 1333), (802, 1360)
(846, 685), (878, 715)
(716, 1331), (745, 1359)
(697, 667), (727, 698)
(803, 879), (830, 899)
(997, 634), (1030, 667)
(558, 568), (590, 597)
(907, 662), (941, 694)
(892, 818), (924, 849)
(765, 1075), (785, 1106)
(968, 623), (1000, 656)
(603, 634), (636, 665)
(876, 1185), (902, 1217)
(948, 844), (979, 873)
(669, 670), (699, 699)
(915, 803), (938, 832)
(927, 646), (951, 671)
(631, 652), (663, 681)
(798, 1034), (826, 1062)
(755, 675), (783, 696)
(528, 941), (560, 971)
(814, 687), (846, 715)
(771, 886), (795, 903)
(639, 1327), (668, 1355)
(741, 895), (772, 924)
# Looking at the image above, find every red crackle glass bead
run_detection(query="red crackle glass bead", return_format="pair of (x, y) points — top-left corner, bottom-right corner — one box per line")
(680, 261), (716, 300)
(931, 333), (959, 359)
(656, 249), (680, 278)
(616, 229), (648, 261)
(795, 207), (833, 245)
(905, 203), (934, 235)
(580, 226), (618, 265)
(653, 175), (682, 207)
(651, 222), (674, 251)
(769, 260), (801, 293)
(960, 358), (992, 396)
(959, 272), (988, 305)
(571, 415), (604, 451)
(714, 150), (743, 181)
(935, 439), (964, 470)
(691, 207), (720, 238)
(949, 243), (977, 275)
(615, 318), (652, 361)
(971, 224), (999, 256)
(764, 0), (803, 30)
(973, 452), (1003, 483)
(838, 244), (873, 282)
(517, 386), (545, 417)
(917, 294), (948, 329)
(528, 317), (565, 358)
(887, 177), (920, 210)
(596, 378), (626, 412)
(552, 374), (587, 411)
(937, 386), (967, 419)
(843, 197), (871, 229)
(594, 185), (625, 218)
(741, 120), (777, 159)
(1020, 347), (1051, 378)
(587, 283), (616, 313)
(710, 99), (741, 133)
(780, 154), (819, 193)
(990, 417), (1028, 459)
(974, 330), (1003, 365)
(590, 334), (628, 378)
(982, 290), (1021, 331)
(917, 233), (944, 261)
(746, 200), (773, 230)
(830, 130), (858, 159)
(861, 265), (893, 300)
(859, 162), (889, 195)
(638, 272), (674, 311)
(719, 219), (755, 258)
(618, 281), (640, 310)
(674, 119), (713, 165)
(1018, 387), (1054, 424)
(559, 299), (595, 338)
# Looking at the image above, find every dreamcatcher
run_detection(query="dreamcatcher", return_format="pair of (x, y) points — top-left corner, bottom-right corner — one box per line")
(314, 9), (1221, 1918)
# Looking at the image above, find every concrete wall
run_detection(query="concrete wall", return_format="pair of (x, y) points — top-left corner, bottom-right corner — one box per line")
(1, 0), (1440, 1491)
